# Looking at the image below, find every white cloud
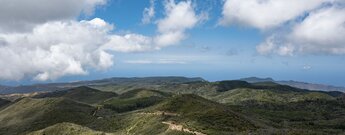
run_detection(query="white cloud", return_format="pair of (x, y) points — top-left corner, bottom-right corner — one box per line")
(103, 34), (155, 53)
(124, 59), (187, 64)
(220, 0), (328, 30)
(256, 36), (277, 55)
(303, 65), (312, 70)
(221, 0), (345, 56)
(157, 0), (198, 33)
(0, 0), (106, 32)
(0, 18), (113, 81)
(105, 0), (203, 52)
(289, 6), (345, 55)
(257, 5), (345, 56)
(257, 35), (295, 56)
(154, 31), (186, 47)
(0, 0), (203, 81)
(142, 0), (156, 24)
(154, 0), (201, 47)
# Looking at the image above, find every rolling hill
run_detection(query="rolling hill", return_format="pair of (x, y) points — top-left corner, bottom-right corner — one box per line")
(1, 76), (343, 95)
(33, 86), (118, 104)
(0, 98), (97, 134)
(212, 88), (335, 105)
(0, 76), (204, 94)
(241, 77), (345, 92)
(102, 89), (171, 113)
(0, 77), (344, 134)
(28, 122), (114, 135)
(150, 94), (259, 134)
(0, 98), (10, 109)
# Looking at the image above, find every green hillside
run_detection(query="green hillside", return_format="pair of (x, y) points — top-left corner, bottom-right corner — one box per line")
(118, 88), (172, 99)
(0, 98), (97, 134)
(102, 89), (171, 113)
(28, 122), (114, 135)
(0, 78), (344, 135)
(212, 88), (335, 105)
(150, 94), (259, 134)
(0, 98), (10, 108)
(92, 79), (341, 102)
(232, 99), (345, 134)
(34, 86), (118, 104)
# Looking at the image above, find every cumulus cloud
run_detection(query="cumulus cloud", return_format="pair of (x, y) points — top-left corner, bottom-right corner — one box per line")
(0, 18), (113, 81)
(154, 0), (201, 47)
(0, 0), (203, 81)
(103, 34), (154, 53)
(220, 0), (327, 30)
(256, 35), (295, 56)
(289, 6), (345, 55)
(142, 0), (156, 24)
(0, 0), (106, 32)
(302, 65), (312, 70)
(257, 5), (345, 56)
(220, 0), (345, 56)
(105, 0), (203, 52)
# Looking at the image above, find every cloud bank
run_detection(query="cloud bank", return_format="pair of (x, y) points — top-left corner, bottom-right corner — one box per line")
(0, 0), (202, 81)
(221, 0), (345, 56)
(0, 18), (114, 81)
(0, 0), (106, 32)
(104, 0), (203, 52)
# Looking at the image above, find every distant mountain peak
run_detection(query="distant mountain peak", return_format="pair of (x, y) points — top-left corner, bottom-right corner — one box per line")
(240, 77), (275, 83)
(240, 77), (345, 93)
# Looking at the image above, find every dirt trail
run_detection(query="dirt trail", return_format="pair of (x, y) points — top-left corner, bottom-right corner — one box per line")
(92, 106), (102, 116)
(162, 121), (206, 135)
(139, 111), (206, 135)
(139, 111), (179, 116)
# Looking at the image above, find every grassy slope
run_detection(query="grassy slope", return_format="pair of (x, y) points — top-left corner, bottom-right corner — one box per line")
(0, 98), (11, 109)
(102, 89), (171, 113)
(93, 80), (339, 105)
(150, 94), (259, 135)
(118, 88), (172, 99)
(231, 99), (345, 134)
(0, 98), (97, 134)
(28, 122), (114, 135)
(212, 88), (335, 105)
(34, 86), (118, 104)
(1, 79), (344, 135)
(106, 94), (260, 135)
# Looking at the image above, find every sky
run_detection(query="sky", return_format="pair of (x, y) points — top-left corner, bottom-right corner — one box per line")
(0, 0), (344, 87)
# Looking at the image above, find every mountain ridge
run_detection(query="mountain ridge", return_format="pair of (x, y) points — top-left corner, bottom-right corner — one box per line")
(0, 76), (343, 95)
(241, 77), (345, 92)
(0, 76), (204, 94)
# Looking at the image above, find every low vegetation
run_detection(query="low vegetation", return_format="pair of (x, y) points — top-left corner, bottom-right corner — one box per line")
(0, 78), (344, 135)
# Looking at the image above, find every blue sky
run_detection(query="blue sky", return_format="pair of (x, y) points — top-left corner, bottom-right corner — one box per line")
(0, 0), (344, 86)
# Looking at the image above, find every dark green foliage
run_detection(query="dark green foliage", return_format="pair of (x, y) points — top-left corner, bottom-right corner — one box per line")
(33, 90), (69, 98)
(0, 98), (10, 109)
(34, 86), (118, 104)
(118, 88), (172, 99)
(0, 98), (97, 134)
(321, 91), (344, 97)
(215, 81), (252, 92)
(214, 81), (339, 98)
(154, 94), (258, 134)
(103, 96), (164, 113)
(164, 130), (194, 135)
(102, 89), (170, 112)
(27, 122), (109, 135)
(214, 80), (309, 93)
(1, 79), (344, 135)
(232, 99), (345, 133)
